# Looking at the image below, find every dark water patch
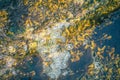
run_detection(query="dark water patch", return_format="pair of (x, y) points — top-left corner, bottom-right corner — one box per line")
(64, 48), (92, 80)
(93, 13), (120, 54)
(0, 0), (11, 9)
(0, 0), (28, 35)
(10, 55), (45, 80)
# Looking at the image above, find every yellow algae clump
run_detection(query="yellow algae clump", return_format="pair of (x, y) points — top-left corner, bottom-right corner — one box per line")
(88, 63), (95, 69)
(87, 63), (95, 75)
(8, 46), (16, 53)
(102, 34), (112, 40)
(71, 55), (80, 62)
(70, 50), (83, 62)
(23, 0), (28, 5)
(43, 62), (50, 67)
(91, 40), (96, 50)
(108, 48), (115, 56)
(104, 66), (108, 71)
(30, 71), (36, 76)
(84, 44), (90, 49)
(0, 10), (8, 28)
(5, 56), (17, 68)
(107, 36), (112, 40)
(98, 46), (106, 52)
(28, 41), (37, 54)
(24, 18), (33, 27)
(29, 41), (37, 49)
(58, 0), (65, 3)
(96, 46), (106, 58)
(77, 35), (85, 42)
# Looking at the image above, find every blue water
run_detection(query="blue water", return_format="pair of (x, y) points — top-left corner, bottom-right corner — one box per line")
(102, 18), (120, 54)
(94, 16), (120, 54)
